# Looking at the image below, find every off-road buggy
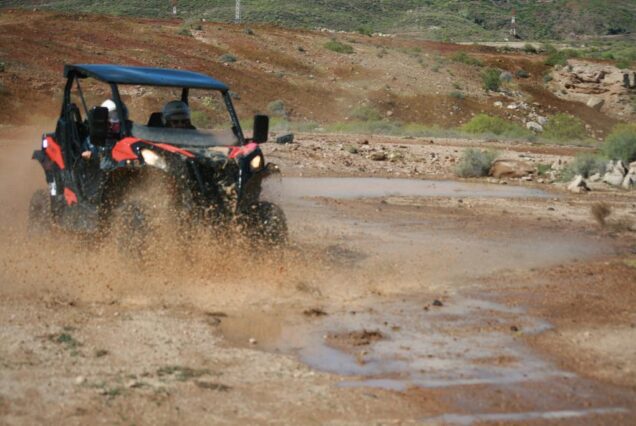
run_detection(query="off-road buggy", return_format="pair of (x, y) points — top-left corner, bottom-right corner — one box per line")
(29, 64), (287, 252)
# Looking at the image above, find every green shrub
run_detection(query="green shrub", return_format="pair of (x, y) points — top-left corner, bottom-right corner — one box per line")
(545, 49), (579, 67)
(449, 91), (465, 100)
(456, 149), (498, 178)
(603, 123), (636, 163)
(350, 105), (381, 121)
(461, 114), (529, 137)
(451, 51), (483, 67)
(536, 163), (552, 176)
(562, 154), (607, 180)
(481, 68), (500, 91)
(324, 40), (354, 54)
(543, 113), (587, 141)
(177, 26), (192, 37)
(219, 54), (237, 63)
(524, 43), (538, 54)
(357, 25), (373, 36)
(267, 100), (286, 116)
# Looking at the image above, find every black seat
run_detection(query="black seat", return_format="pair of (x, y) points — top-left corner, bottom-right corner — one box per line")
(148, 112), (164, 127)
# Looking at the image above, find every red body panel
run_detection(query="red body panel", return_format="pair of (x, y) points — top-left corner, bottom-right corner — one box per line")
(64, 187), (78, 206)
(45, 136), (65, 169)
(229, 142), (258, 159)
(111, 137), (195, 162)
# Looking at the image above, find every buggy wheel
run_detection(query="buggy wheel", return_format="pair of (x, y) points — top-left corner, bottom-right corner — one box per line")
(112, 201), (148, 259)
(240, 201), (288, 246)
(27, 189), (52, 235)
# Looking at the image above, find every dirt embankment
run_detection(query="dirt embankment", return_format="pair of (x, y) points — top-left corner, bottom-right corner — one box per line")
(0, 9), (628, 136)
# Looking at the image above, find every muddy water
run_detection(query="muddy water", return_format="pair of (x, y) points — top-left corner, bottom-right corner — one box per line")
(279, 177), (551, 200)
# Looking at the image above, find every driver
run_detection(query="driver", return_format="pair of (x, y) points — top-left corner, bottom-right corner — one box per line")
(163, 100), (195, 129)
(81, 99), (120, 160)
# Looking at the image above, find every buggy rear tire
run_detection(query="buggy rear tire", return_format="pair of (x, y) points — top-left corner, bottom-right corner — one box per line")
(240, 201), (288, 247)
(27, 189), (52, 235)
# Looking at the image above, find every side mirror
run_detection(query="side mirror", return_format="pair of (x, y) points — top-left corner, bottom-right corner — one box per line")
(252, 115), (269, 143)
(89, 106), (109, 147)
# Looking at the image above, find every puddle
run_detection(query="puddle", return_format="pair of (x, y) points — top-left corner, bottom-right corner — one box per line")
(279, 177), (551, 200)
(425, 407), (629, 425)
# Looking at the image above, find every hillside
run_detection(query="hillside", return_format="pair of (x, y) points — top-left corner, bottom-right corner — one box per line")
(3, 1), (636, 41)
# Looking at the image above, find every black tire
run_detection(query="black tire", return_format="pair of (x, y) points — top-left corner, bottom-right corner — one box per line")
(240, 201), (288, 246)
(27, 189), (52, 235)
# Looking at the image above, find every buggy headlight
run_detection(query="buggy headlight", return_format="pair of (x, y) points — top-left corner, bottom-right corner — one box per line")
(249, 155), (263, 172)
(141, 149), (168, 171)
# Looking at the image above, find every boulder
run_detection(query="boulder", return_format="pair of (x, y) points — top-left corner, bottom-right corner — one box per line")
(489, 159), (535, 178)
(586, 98), (605, 110)
(603, 164), (626, 186)
(567, 175), (590, 193)
(369, 152), (387, 161)
(500, 71), (513, 82)
(622, 173), (635, 189)
(494, 101), (503, 108)
(526, 121), (544, 132)
(588, 172), (602, 182)
(536, 116), (548, 126)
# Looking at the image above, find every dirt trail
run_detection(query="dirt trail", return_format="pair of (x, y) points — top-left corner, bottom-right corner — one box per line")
(1, 126), (635, 424)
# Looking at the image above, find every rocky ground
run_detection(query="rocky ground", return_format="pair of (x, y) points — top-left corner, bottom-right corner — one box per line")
(1, 126), (635, 424)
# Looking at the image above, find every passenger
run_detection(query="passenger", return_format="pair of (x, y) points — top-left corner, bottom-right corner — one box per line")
(81, 99), (120, 160)
(163, 100), (196, 129)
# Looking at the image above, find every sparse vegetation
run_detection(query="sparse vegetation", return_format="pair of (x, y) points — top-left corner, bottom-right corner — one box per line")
(562, 153), (607, 180)
(219, 54), (237, 63)
(157, 365), (210, 381)
(536, 163), (552, 176)
(455, 149), (498, 178)
(357, 25), (373, 36)
(177, 26), (192, 37)
(603, 123), (636, 163)
(350, 105), (381, 121)
(449, 91), (465, 100)
(524, 43), (538, 54)
(543, 113), (587, 142)
(324, 40), (354, 54)
(461, 114), (529, 138)
(481, 68), (501, 92)
(451, 51), (483, 67)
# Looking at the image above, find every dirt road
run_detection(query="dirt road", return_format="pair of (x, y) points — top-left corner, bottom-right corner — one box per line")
(1, 127), (635, 424)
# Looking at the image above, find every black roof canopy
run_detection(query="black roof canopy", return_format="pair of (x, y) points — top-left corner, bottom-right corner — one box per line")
(64, 64), (229, 91)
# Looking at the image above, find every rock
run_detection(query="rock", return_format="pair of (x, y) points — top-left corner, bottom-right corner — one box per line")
(588, 172), (602, 182)
(536, 116), (548, 126)
(500, 71), (513, 82)
(521, 175), (533, 181)
(567, 175), (590, 193)
(388, 152), (403, 162)
(75, 376), (86, 385)
(248, 337), (257, 345)
(489, 159), (535, 178)
(629, 161), (636, 174)
(432, 299), (444, 307)
(493, 101), (503, 108)
(345, 145), (358, 154)
(603, 161), (627, 186)
(526, 121), (544, 132)
(622, 173), (635, 189)
(506, 103), (518, 110)
(386, 110), (394, 117)
(370, 152), (387, 161)
(586, 97), (605, 110)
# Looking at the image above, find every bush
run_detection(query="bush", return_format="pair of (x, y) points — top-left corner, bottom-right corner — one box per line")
(324, 40), (354, 54)
(350, 105), (381, 121)
(515, 69), (530, 78)
(451, 51), (483, 67)
(219, 54), (237, 63)
(524, 43), (538, 54)
(456, 149), (498, 178)
(267, 100), (286, 116)
(481, 68), (501, 91)
(177, 26), (192, 37)
(562, 154), (607, 180)
(461, 114), (529, 138)
(603, 123), (636, 163)
(449, 91), (465, 100)
(543, 113), (587, 141)
(357, 25), (373, 36)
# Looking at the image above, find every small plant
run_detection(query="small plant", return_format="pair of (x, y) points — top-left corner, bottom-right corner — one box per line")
(563, 154), (607, 179)
(543, 113), (587, 141)
(524, 43), (538, 54)
(543, 73), (554, 84)
(350, 105), (381, 121)
(267, 99), (286, 117)
(449, 91), (465, 100)
(451, 51), (483, 67)
(177, 26), (192, 37)
(481, 68), (501, 91)
(536, 163), (552, 176)
(219, 54), (237, 63)
(157, 365), (210, 381)
(324, 40), (354, 54)
(591, 202), (611, 227)
(456, 149), (498, 178)
(461, 114), (529, 137)
(357, 25), (373, 36)
(515, 69), (530, 78)
(603, 123), (636, 163)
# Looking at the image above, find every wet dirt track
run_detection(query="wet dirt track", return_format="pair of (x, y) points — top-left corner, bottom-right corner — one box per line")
(1, 129), (636, 425)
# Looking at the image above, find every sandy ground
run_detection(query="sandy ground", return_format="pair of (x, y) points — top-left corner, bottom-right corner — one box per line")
(1, 127), (635, 424)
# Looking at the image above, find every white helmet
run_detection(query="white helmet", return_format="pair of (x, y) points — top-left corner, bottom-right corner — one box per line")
(100, 99), (119, 123)
(163, 100), (191, 123)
